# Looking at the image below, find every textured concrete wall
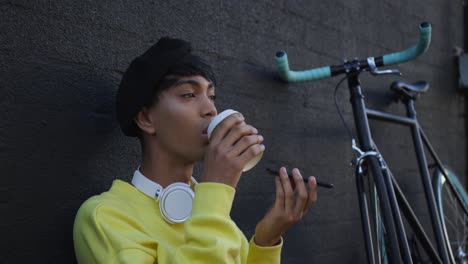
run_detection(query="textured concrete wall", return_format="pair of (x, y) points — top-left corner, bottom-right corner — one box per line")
(2, 0), (465, 263)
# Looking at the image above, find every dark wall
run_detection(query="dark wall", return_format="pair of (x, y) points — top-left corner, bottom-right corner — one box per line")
(2, 0), (465, 263)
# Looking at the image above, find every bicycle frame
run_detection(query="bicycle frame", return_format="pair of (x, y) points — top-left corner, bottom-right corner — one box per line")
(347, 71), (452, 263)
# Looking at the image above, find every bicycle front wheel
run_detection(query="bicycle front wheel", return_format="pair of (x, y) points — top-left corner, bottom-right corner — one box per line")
(434, 167), (468, 264)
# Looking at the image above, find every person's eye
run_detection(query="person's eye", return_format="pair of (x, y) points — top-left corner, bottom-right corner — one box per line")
(182, 93), (195, 98)
(209, 95), (217, 101)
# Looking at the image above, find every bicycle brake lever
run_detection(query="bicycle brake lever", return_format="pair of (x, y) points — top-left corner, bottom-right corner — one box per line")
(367, 57), (402, 76)
(370, 68), (402, 76)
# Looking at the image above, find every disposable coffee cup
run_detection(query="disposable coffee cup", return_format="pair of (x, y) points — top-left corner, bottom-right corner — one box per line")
(207, 109), (263, 172)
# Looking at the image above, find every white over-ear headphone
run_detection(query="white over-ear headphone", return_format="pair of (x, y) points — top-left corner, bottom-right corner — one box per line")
(131, 169), (197, 224)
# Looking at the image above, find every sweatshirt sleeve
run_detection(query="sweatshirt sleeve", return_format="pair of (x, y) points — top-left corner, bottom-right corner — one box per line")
(247, 236), (283, 264)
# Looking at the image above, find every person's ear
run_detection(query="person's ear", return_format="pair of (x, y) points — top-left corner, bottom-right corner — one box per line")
(134, 107), (157, 136)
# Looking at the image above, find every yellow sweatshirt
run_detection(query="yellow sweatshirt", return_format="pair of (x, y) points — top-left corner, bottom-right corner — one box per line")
(73, 180), (282, 263)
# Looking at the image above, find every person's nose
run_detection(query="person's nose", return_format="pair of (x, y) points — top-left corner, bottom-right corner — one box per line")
(201, 94), (217, 118)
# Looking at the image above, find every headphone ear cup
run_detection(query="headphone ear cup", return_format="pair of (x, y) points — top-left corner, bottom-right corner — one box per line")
(158, 182), (195, 224)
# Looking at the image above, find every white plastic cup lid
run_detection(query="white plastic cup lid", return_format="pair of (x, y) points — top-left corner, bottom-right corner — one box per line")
(207, 109), (263, 172)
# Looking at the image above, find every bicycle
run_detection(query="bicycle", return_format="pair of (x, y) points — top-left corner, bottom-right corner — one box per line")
(273, 22), (468, 264)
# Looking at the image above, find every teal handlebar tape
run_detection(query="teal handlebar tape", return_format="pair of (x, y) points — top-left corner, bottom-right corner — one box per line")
(275, 51), (331, 82)
(383, 23), (431, 66)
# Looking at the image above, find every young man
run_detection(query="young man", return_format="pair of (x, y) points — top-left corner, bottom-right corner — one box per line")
(73, 37), (318, 263)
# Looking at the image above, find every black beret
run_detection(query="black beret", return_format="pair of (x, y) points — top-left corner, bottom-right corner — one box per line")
(116, 37), (194, 137)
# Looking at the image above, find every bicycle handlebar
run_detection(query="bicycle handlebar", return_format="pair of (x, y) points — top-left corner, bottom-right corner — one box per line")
(275, 22), (432, 82)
